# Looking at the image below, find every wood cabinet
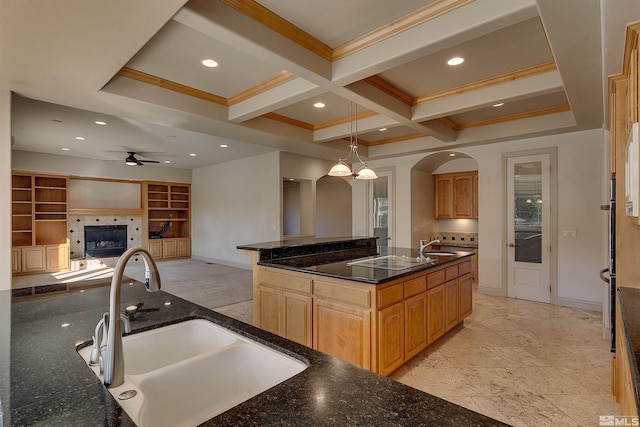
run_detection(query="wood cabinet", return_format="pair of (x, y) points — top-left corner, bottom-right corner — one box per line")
(257, 269), (313, 347)
(253, 257), (473, 376)
(12, 172), (70, 274)
(434, 175), (453, 218)
(314, 298), (372, 370)
(616, 300), (639, 416)
(427, 284), (446, 343)
(434, 171), (478, 219)
(144, 181), (191, 260)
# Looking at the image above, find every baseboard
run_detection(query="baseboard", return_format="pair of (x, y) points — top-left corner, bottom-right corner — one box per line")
(190, 255), (252, 271)
(477, 286), (505, 297)
(556, 296), (602, 312)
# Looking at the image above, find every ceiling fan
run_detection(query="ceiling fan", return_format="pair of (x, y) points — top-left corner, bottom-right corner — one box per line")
(124, 151), (160, 166)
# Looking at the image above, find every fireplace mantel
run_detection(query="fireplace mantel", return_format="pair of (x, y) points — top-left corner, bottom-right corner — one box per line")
(69, 208), (144, 216)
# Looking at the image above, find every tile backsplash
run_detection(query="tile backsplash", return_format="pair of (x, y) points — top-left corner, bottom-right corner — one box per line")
(426, 231), (478, 247)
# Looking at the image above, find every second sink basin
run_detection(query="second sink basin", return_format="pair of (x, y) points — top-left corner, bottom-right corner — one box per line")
(78, 319), (307, 427)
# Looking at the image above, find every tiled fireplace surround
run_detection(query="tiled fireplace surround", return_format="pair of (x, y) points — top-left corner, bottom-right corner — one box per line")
(68, 214), (143, 265)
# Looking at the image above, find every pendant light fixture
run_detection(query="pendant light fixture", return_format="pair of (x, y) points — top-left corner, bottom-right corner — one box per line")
(328, 102), (377, 180)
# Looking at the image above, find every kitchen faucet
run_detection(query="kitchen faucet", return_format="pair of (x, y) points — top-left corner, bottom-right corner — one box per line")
(419, 239), (440, 253)
(101, 247), (161, 388)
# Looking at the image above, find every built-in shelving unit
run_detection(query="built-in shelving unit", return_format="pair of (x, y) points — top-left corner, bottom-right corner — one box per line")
(12, 172), (69, 274)
(144, 182), (191, 260)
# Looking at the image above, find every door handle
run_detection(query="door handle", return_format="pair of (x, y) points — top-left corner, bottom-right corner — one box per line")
(508, 243), (515, 247)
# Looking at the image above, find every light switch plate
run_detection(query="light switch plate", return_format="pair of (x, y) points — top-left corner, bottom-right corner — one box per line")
(562, 230), (577, 238)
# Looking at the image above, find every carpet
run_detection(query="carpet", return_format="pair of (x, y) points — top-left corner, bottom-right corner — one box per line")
(124, 259), (253, 310)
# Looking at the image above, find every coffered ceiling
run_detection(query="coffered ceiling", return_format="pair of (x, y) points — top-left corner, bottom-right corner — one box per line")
(1, 0), (618, 169)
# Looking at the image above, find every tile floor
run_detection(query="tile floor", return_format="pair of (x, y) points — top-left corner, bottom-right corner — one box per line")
(13, 259), (619, 426)
(390, 292), (619, 426)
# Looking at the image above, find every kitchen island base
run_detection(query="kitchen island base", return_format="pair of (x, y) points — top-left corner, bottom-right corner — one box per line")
(246, 250), (473, 376)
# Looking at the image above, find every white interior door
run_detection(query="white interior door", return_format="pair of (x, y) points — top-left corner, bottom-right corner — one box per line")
(507, 154), (551, 303)
(370, 171), (393, 247)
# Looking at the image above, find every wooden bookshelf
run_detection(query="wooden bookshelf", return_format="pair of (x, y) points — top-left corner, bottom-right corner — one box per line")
(12, 172), (69, 274)
(144, 181), (191, 260)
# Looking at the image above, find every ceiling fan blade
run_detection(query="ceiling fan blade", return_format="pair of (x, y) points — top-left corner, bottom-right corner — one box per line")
(138, 160), (160, 163)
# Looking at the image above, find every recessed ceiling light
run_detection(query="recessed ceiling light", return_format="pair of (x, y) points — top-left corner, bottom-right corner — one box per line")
(219, 144), (228, 148)
(313, 102), (325, 108)
(61, 147), (70, 151)
(447, 57), (464, 66)
(189, 153), (197, 157)
(94, 120), (107, 125)
(449, 153), (456, 157)
(492, 102), (505, 107)
(378, 128), (387, 132)
(164, 160), (171, 164)
(201, 59), (218, 68)
(75, 136), (85, 141)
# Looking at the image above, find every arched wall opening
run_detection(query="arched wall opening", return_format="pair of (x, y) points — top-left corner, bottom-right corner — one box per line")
(410, 151), (479, 250)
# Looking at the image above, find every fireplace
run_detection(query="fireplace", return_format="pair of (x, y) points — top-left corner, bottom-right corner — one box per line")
(84, 225), (127, 258)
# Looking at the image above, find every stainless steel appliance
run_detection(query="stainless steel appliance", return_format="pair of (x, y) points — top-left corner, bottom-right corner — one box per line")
(600, 178), (616, 355)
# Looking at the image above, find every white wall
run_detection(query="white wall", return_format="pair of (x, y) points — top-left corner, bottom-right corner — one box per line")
(316, 176), (352, 237)
(191, 151), (281, 268)
(1, 91), (11, 292)
(355, 128), (606, 309)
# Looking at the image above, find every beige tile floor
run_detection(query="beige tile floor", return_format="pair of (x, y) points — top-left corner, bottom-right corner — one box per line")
(13, 260), (618, 426)
(390, 292), (619, 427)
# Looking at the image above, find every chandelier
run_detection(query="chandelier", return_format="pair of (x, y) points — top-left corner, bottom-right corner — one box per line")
(328, 102), (377, 180)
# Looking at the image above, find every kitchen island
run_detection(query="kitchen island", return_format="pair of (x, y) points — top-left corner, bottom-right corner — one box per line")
(239, 236), (475, 376)
(5, 277), (504, 426)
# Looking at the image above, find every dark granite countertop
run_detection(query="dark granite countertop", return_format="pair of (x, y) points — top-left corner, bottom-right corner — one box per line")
(237, 236), (374, 251)
(617, 287), (640, 411)
(7, 280), (506, 426)
(260, 246), (475, 285)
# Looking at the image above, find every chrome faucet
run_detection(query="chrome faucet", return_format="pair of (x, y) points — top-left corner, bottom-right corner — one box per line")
(89, 311), (131, 368)
(102, 247), (161, 388)
(419, 239), (440, 253)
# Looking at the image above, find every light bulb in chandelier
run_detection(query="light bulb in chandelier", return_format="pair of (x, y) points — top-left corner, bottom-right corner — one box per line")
(328, 161), (353, 177)
(327, 102), (377, 179)
(355, 165), (378, 180)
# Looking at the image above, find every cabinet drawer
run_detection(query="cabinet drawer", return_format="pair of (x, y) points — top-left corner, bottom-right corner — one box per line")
(378, 283), (403, 309)
(427, 269), (445, 289)
(445, 265), (459, 281)
(459, 260), (472, 275)
(315, 280), (371, 308)
(404, 276), (426, 298)
(258, 270), (312, 294)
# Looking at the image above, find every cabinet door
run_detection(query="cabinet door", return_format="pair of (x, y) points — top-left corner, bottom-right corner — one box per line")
(162, 239), (177, 258)
(445, 279), (459, 332)
(22, 246), (46, 273)
(378, 302), (404, 376)
(458, 273), (473, 320)
(434, 175), (453, 219)
(283, 291), (313, 347)
(453, 174), (473, 218)
(12, 248), (21, 273)
(314, 299), (371, 370)
(46, 244), (69, 271)
(427, 285), (446, 344)
(258, 285), (282, 336)
(176, 238), (191, 258)
(148, 240), (163, 259)
(405, 292), (428, 360)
